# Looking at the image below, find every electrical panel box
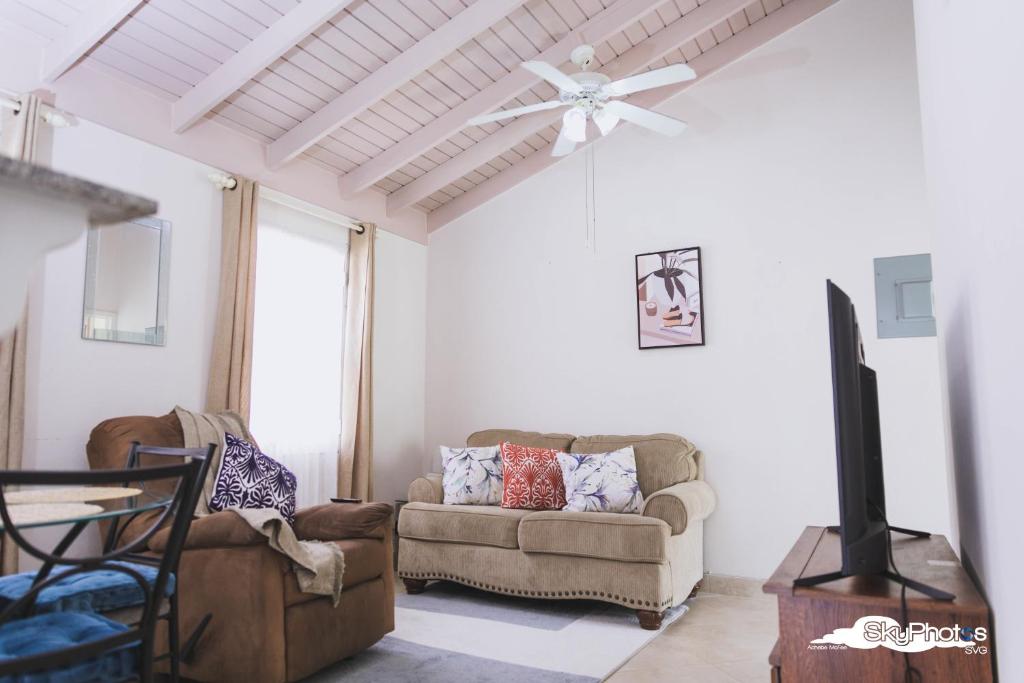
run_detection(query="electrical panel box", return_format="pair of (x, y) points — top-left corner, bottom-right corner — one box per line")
(874, 253), (936, 338)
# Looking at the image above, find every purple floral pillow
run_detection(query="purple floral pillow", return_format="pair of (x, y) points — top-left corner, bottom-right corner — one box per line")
(210, 433), (298, 523)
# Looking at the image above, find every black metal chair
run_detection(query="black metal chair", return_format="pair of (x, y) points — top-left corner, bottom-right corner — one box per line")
(0, 458), (204, 682)
(102, 443), (216, 681)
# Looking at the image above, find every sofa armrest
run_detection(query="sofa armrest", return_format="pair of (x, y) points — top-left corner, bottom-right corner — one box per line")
(641, 480), (716, 535)
(149, 510), (264, 552)
(408, 473), (443, 504)
(292, 502), (393, 541)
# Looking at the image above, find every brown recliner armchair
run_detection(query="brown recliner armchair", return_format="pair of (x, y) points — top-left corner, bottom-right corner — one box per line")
(86, 412), (394, 683)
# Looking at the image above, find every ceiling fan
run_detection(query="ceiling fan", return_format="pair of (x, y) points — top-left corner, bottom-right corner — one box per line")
(467, 45), (696, 157)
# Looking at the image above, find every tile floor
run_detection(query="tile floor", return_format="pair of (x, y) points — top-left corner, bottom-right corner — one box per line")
(393, 574), (778, 683)
(606, 592), (778, 683)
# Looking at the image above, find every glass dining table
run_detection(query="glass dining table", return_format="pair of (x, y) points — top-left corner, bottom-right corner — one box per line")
(0, 485), (173, 532)
(0, 485), (175, 606)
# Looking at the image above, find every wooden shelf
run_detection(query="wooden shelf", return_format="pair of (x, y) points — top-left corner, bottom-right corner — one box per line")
(764, 526), (993, 682)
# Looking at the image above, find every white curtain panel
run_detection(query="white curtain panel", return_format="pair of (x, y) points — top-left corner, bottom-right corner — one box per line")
(249, 200), (348, 509)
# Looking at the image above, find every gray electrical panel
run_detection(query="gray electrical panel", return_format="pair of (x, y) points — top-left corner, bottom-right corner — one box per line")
(874, 253), (936, 338)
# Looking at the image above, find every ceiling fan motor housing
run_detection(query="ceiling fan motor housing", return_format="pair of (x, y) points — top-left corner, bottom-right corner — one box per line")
(570, 44), (597, 70)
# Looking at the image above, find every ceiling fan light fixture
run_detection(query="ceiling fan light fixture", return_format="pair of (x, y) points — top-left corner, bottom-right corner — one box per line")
(563, 108), (587, 142)
(593, 108), (619, 136)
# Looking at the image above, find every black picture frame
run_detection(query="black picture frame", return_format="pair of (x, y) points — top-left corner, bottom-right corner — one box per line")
(635, 246), (705, 350)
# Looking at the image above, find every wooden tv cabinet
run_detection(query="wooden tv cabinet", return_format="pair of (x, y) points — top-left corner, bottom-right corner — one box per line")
(763, 526), (993, 682)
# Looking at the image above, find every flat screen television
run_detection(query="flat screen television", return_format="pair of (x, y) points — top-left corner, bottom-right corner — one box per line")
(793, 281), (953, 601)
(827, 280), (889, 575)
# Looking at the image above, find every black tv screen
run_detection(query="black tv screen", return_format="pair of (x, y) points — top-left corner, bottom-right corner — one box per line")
(827, 280), (888, 576)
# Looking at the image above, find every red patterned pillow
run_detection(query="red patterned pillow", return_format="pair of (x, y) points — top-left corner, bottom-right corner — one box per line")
(500, 442), (567, 510)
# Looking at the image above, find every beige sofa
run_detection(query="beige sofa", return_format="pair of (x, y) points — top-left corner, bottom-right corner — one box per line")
(397, 429), (716, 629)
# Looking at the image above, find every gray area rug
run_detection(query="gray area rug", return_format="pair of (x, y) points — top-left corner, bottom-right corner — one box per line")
(304, 636), (599, 683)
(395, 581), (596, 630)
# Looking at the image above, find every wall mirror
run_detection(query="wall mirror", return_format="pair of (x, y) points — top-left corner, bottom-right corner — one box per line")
(82, 217), (170, 346)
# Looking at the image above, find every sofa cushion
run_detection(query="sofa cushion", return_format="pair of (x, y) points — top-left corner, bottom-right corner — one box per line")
(211, 433), (297, 523)
(557, 447), (643, 514)
(467, 429), (574, 452)
(499, 442), (566, 511)
(0, 561), (174, 614)
(0, 611), (137, 682)
(518, 511), (670, 563)
(284, 538), (385, 607)
(440, 445), (503, 505)
(571, 434), (697, 497)
(398, 503), (532, 549)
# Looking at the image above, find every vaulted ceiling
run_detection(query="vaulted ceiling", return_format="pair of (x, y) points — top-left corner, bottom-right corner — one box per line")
(0, 0), (835, 233)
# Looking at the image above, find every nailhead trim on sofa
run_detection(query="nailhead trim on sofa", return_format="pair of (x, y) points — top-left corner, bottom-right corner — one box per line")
(398, 572), (673, 610)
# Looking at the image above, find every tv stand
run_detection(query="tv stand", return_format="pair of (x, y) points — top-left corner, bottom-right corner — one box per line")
(824, 524), (930, 539)
(798, 525), (953, 600)
(765, 527), (993, 683)
(793, 568), (955, 601)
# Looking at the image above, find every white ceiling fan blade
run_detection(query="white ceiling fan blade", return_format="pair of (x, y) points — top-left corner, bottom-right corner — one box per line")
(602, 63), (696, 97)
(521, 61), (583, 94)
(551, 127), (577, 157)
(601, 101), (687, 137)
(467, 100), (567, 126)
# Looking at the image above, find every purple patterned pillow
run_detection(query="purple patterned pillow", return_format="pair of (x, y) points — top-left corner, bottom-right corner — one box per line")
(210, 433), (298, 523)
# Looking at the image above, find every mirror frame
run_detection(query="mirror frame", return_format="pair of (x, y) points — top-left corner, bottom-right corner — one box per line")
(82, 216), (171, 346)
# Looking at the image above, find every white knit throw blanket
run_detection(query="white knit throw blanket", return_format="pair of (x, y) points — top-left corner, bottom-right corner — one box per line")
(230, 507), (346, 606)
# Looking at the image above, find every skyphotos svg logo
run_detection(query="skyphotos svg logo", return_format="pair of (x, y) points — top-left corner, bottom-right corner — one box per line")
(809, 616), (989, 654)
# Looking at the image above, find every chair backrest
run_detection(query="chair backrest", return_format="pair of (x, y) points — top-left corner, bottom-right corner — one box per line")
(570, 433), (700, 496)
(0, 461), (204, 679)
(467, 429), (701, 498)
(104, 442), (216, 554)
(87, 412), (184, 476)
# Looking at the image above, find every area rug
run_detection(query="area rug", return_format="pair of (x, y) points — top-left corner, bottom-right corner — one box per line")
(305, 581), (689, 682)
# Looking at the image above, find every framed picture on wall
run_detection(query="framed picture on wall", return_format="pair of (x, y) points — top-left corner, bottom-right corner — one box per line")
(635, 247), (704, 349)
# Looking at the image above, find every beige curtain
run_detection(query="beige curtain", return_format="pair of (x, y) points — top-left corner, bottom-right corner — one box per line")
(206, 178), (259, 420)
(0, 93), (44, 575)
(337, 223), (376, 501)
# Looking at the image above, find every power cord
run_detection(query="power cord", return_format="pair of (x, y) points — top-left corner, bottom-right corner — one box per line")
(873, 502), (924, 683)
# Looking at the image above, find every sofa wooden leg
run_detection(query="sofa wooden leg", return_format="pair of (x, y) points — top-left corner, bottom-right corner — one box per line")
(636, 609), (664, 630)
(402, 578), (428, 594)
(688, 579), (704, 599)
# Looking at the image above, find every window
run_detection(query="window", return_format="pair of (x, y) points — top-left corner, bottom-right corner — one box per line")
(249, 195), (349, 508)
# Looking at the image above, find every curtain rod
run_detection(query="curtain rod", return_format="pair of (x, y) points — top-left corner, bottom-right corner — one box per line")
(0, 95), (76, 128)
(208, 172), (362, 232)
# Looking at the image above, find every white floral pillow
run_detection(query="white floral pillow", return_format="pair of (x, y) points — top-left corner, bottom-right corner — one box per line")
(556, 446), (644, 513)
(440, 445), (503, 505)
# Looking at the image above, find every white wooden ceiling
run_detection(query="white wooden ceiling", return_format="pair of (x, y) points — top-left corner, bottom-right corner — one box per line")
(0, 0), (834, 229)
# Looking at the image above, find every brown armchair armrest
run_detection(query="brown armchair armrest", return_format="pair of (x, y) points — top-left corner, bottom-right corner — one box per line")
(149, 510), (264, 552)
(292, 502), (393, 541)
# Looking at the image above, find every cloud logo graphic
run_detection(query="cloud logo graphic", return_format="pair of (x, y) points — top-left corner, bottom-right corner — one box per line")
(812, 617), (974, 653)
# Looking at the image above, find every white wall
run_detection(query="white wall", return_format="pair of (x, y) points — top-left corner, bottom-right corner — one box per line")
(22, 118), (427, 507)
(913, 1), (1024, 678)
(373, 231), (428, 503)
(425, 0), (950, 580)
(24, 119), (223, 474)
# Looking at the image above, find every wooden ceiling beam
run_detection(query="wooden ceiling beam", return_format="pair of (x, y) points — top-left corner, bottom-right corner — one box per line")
(171, 0), (353, 133)
(335, 0), (670, 199)
(267, 0), (527, 170)
(426, 0), (838, 231)
(389, 0), (755, 214)
(41, 0), (145, 82)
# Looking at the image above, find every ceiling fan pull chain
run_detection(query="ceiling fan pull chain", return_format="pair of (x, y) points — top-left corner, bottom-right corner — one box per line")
(585, 145), (597, 253)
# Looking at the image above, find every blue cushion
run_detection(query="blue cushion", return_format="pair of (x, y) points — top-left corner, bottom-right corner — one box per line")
(0, 611), (137, 683)
(0, 562), (174, 614)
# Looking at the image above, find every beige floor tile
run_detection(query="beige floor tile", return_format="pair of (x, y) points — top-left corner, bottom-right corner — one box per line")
(606, 592), (780, 678)
(607, 662), (739, 683)
(715, 658), (774, 682)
